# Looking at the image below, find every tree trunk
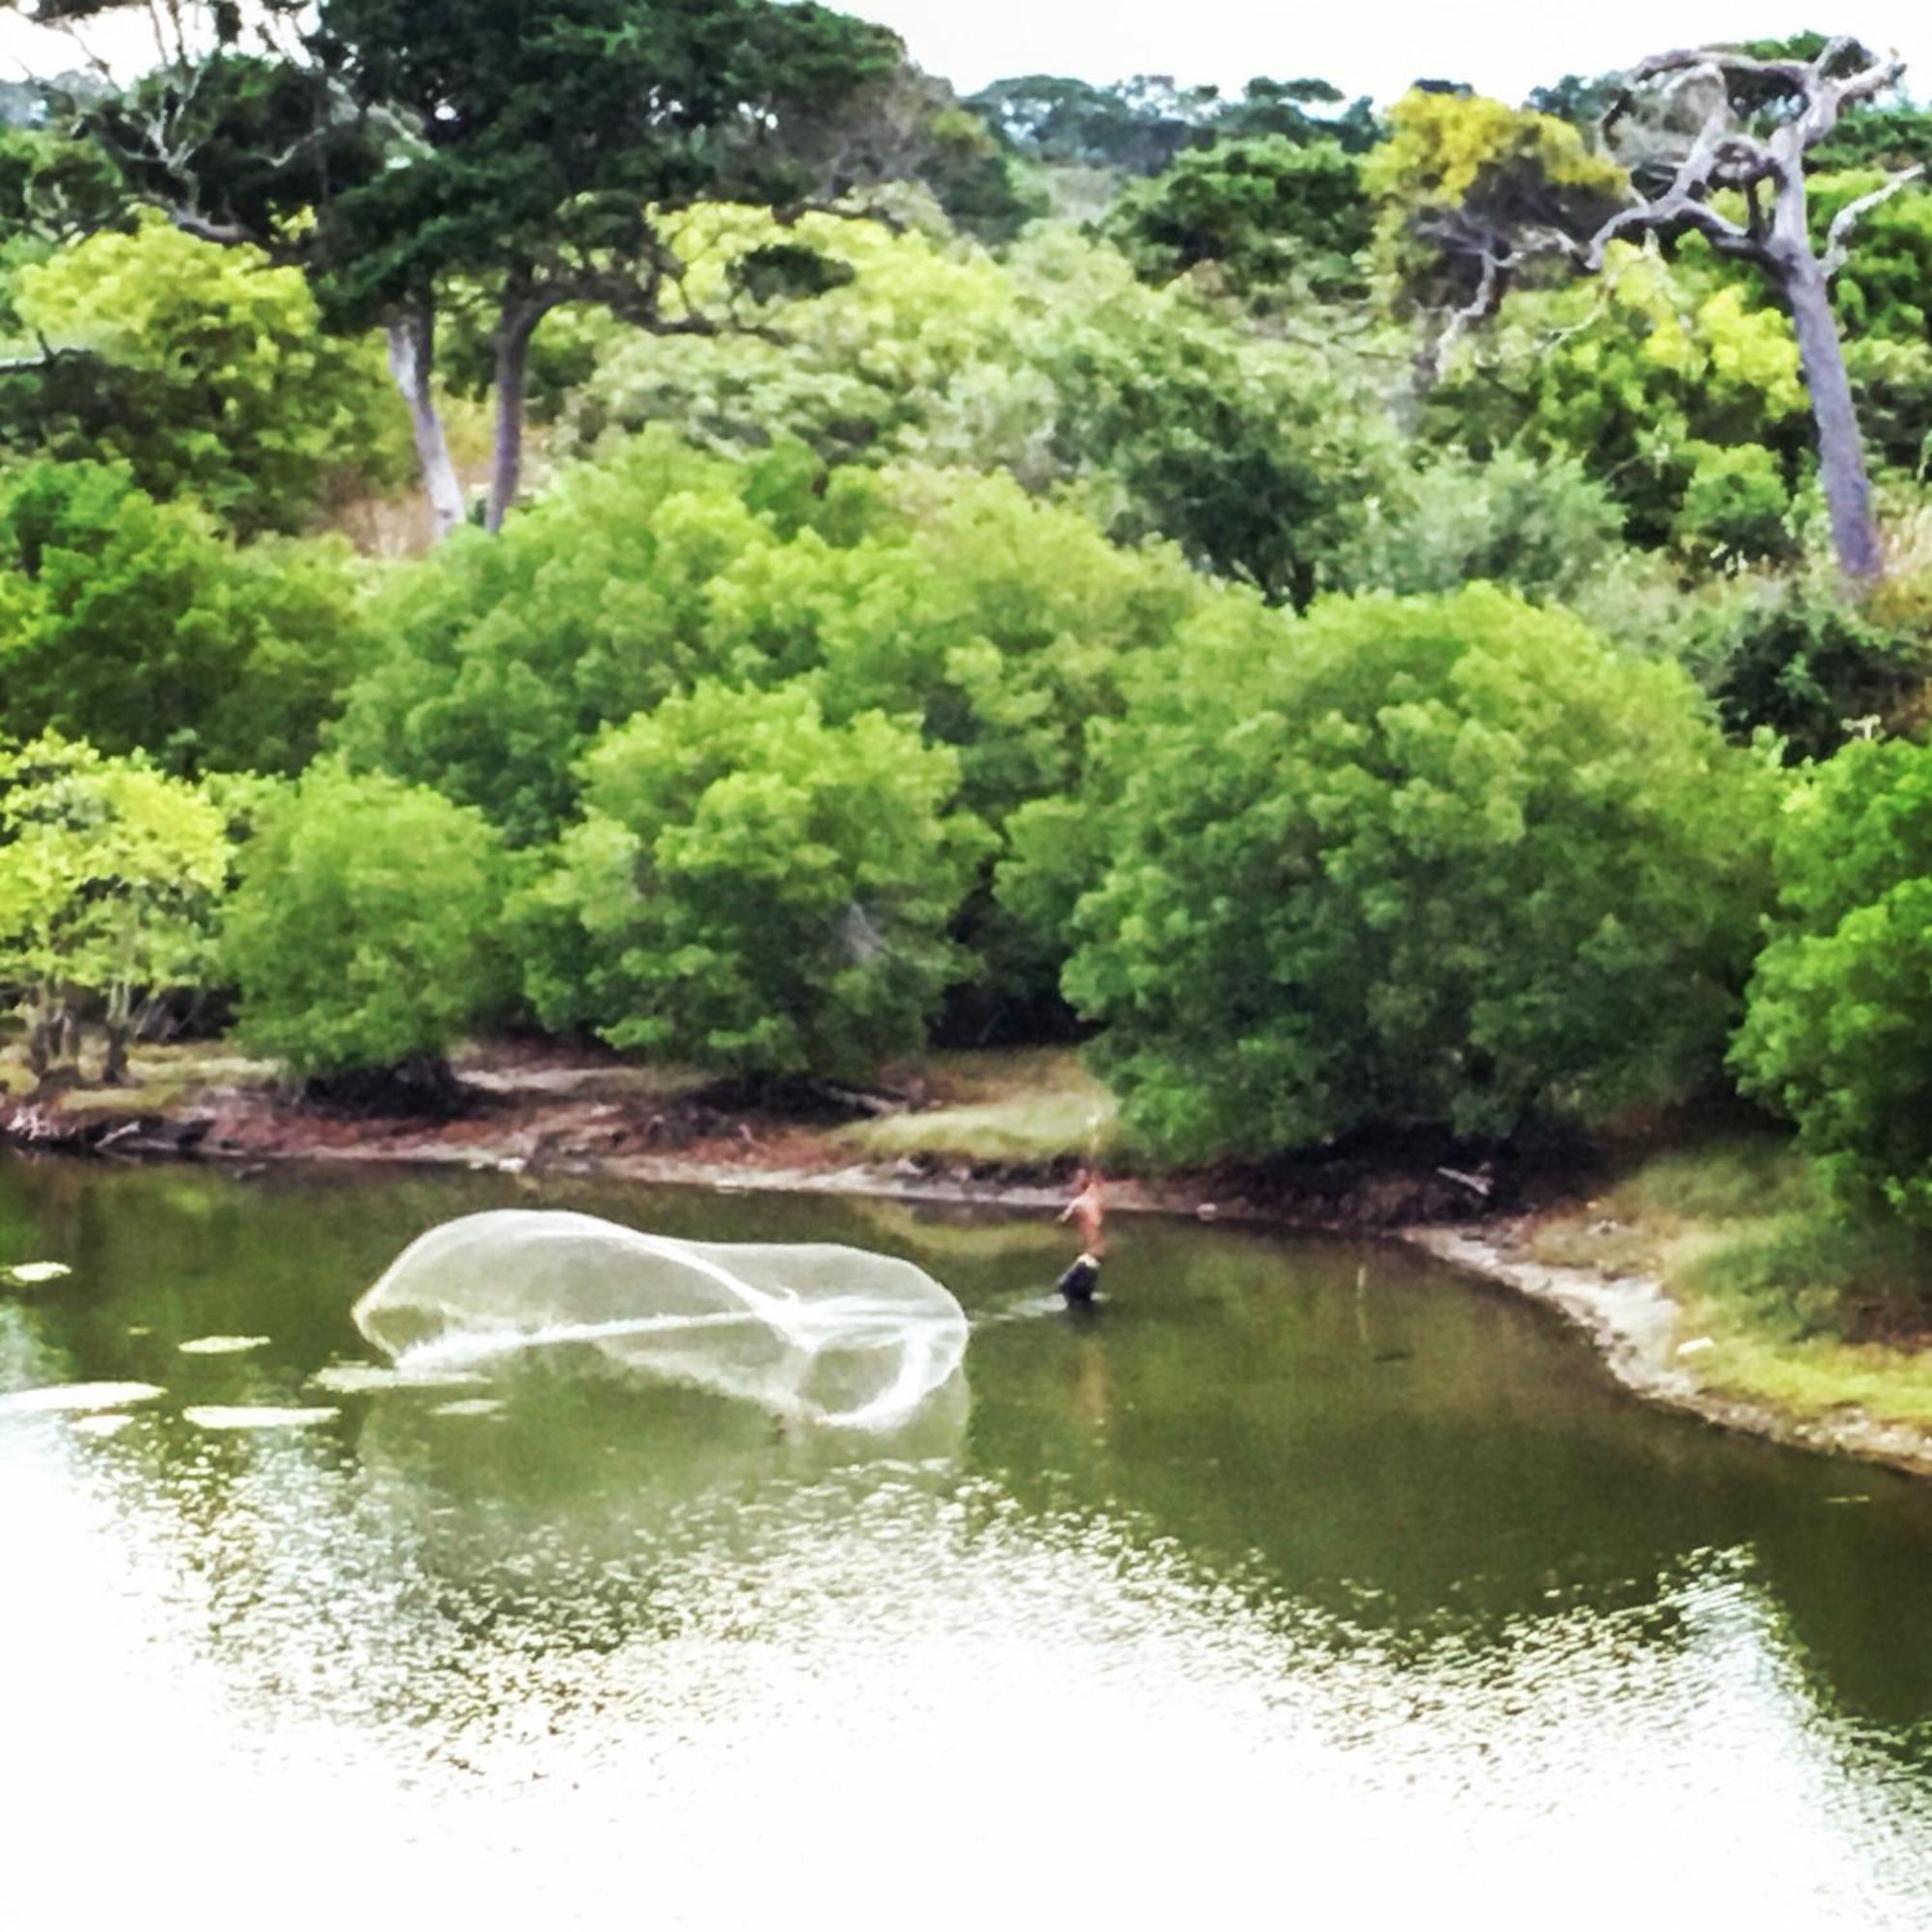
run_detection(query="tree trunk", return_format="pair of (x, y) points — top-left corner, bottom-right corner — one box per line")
(25, 988), (54, 1081)
(1780, 254), (1885, 583)
(384, 305), (467, 542)
(53, 1000), (77, 1067)
(485, 298), (542, 535)
(100, 982), (132, 1087)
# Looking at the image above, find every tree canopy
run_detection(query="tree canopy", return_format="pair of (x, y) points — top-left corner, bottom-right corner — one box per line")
(1022, 586), (1776, 1158)
(520, 681), (987, 1080)
(221, 763), (512, 1082)
(3, 13), (1932, 1181)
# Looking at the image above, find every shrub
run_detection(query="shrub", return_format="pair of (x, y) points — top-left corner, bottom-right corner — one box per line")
(1419, 244), (1810, 551)
(1105, 136), (1372, 302)
(1336, 448), (1626, 601)
(1030, 585), (1776, 1160)
(1672, 441), (1797, 563)
(518, 682), (988, 1082)
(337, 438), (1200, 846)
(4, 215), (408, 535)
(222, 766), (511, 1081)
(1023, 243), (1400, 608)
(0, 734), (230, 1081)
(567, 204), (1026, 465)
(1659, 571), (1930, 760)
(331, 435), (809, 843)
(1733, 738), (1932, 1222)
(0, 461), (371, 775)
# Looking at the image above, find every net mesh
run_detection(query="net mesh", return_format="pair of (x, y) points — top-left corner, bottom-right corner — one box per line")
(353, 1209), (969, 1430)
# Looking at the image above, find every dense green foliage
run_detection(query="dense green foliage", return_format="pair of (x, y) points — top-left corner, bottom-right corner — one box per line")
(221, 766), (510, 1080)
(1105, 137), (1371, 301)
(519, 683), (986, 1079)
(1365, 88), (1626, 321)
(334, 432), (1201, 844)
(0, 462), (369, 775)
(1017, 587), (1776, 1158)
(571, 216), (1394, 607)
(297, 0), (905, 324)
(0, 734), (230, 1079)
(1424, 241), (1814, 548)
(3, 218), (407, 534)
(1733, 741), (1932, 1221)
(1028, 247), (1393, 606)
(6, 18), (1932, 1172)
(964, 73), (1378, 174)
(1338, 449), (1626, 601)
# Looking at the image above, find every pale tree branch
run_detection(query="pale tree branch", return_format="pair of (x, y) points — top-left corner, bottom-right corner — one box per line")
(1627, 39), (1899, 100)
(1438, 247), (1503, 348)
(1821, 164), (1925, 277)
(1588, 96), (1768, 267)
(1592, 39), (1908, 582)
(1796, 45), (1907, 150)
(0, 333), (100, 374)
(161, 207), (257, 245)
(1411, 244), (1508, 385)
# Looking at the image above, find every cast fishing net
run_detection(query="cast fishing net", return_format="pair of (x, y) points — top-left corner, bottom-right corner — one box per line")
(354, 1209), (968, 1430)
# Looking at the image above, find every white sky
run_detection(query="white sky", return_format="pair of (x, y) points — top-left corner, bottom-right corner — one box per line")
(840, 2), (1932, 104)
(4, 3), (1929, 107)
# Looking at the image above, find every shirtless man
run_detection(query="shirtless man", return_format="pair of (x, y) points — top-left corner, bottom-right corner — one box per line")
(1055, 1167), (1107, 1306)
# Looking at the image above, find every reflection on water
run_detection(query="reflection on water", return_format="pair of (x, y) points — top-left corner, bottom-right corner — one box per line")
(5, 1157), (1932, 1924)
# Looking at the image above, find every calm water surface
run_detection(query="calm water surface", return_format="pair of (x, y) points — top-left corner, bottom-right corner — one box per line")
(5, 1155), (1932, 1926)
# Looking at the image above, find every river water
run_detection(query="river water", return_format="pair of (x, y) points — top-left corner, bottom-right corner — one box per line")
(5, 1156), (1932, 1926)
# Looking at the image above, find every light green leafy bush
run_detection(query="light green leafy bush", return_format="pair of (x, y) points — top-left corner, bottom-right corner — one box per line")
(5, 215), (408, 536)
(1019, 585), (1777, 1159)
(0, 461), (371, 775)
(1672, 441), (1798, 563)
(518, 682), (989, 1082)
(1733, 739), (1932, 1222)
(571, 223), (1399, 609)
(1338, 448), (1626, 600)
(1425, 242), (1811, 550)
(337, 435), (1200, 841)
(0, 734), (230, 1079)
(222, 765), (511, 1080)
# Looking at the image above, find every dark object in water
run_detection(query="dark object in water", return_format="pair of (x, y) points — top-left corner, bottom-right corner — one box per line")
(1057, 1253), (1101, 1307)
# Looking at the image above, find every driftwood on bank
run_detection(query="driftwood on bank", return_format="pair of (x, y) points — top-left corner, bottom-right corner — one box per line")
(0, 1100), (209, 1158)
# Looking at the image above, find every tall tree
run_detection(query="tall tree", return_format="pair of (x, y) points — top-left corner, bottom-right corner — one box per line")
(307, 0), (907, 530)
(14, 0), (913, 535)
(1590, 39), (1920, 582)
(964, 73), (1219, 175)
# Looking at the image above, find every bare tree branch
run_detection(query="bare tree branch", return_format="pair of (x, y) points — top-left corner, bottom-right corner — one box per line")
(159, 206), (256, 245)
(0, 336), (100, 374)
(1821, 164), (1925, 276)
(1587, 96), (1768, 267)
(1589, 40), (1917, 582)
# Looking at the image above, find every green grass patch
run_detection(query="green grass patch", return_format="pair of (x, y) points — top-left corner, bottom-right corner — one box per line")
(1526, 1126), (1932, 1431)
(0, 1036), (280, 1109)
(1605, 1133), (1819, 1224)
(1673, 1316), (1932, 1430)
(842, 1048), (1120, 1166)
